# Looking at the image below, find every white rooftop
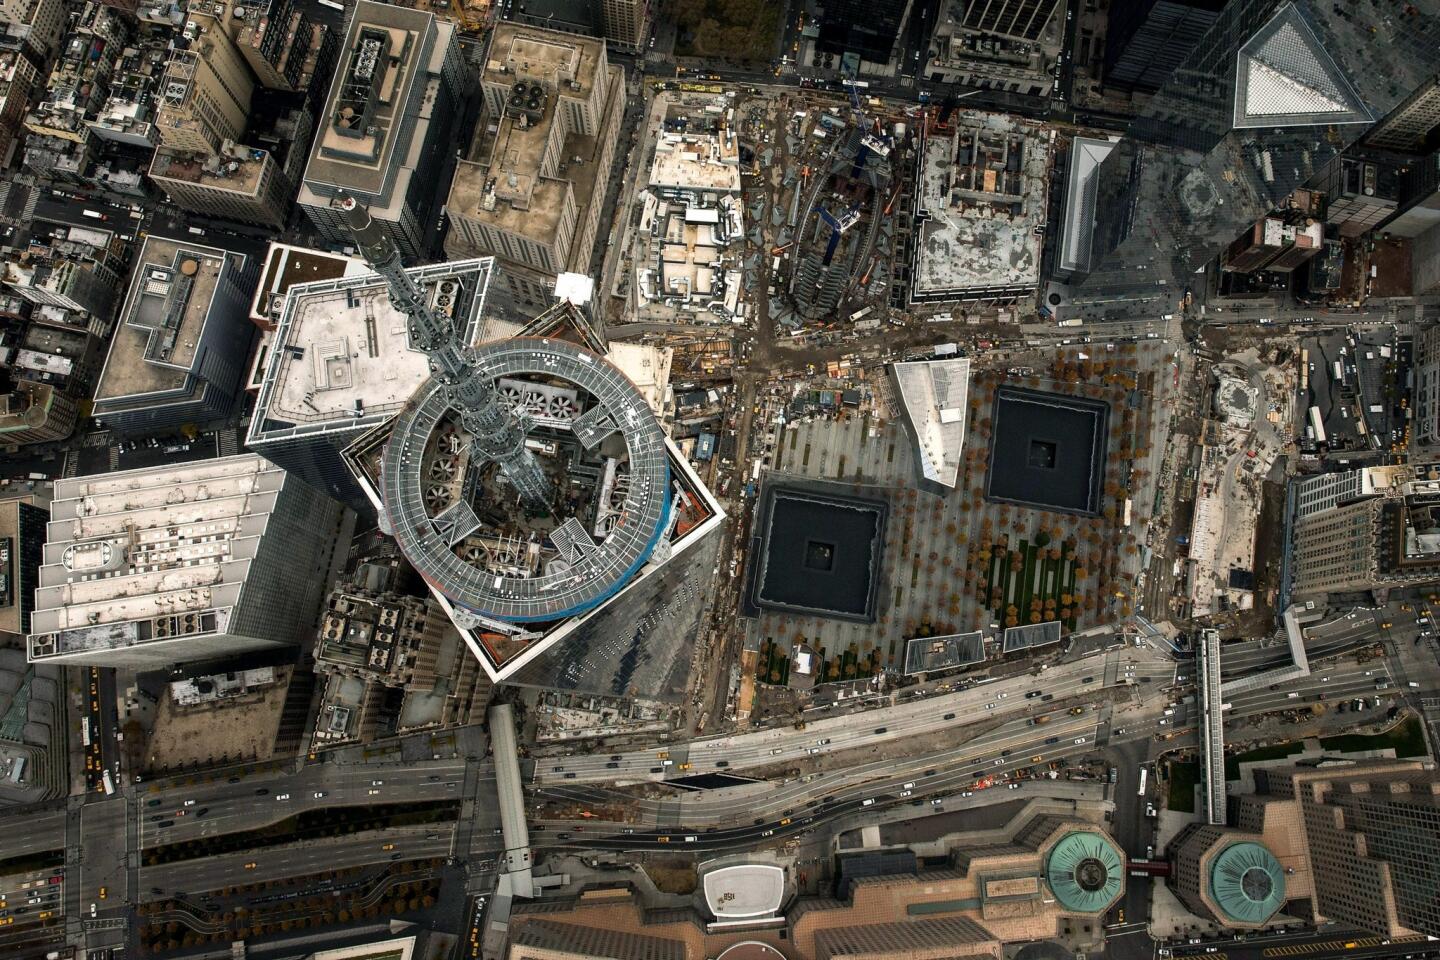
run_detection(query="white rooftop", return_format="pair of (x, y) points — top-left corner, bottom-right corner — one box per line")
(649, 130), (742, 194)
(702, 863), (786, 919)
(247, 259), (492, 446)
(28, 455), (285, 655)
(912, 112), (1049, 301)
(308, 937), (416, 960)
(893, 358), (971, 488)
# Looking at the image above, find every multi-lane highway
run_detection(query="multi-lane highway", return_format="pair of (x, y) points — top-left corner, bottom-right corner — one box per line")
(0, 869), (66, 960)
(536, 708), (1102, 826)
(140, 824), (460, 898)
(534, 644), (1172, 786)
(136, 761), (478, 847)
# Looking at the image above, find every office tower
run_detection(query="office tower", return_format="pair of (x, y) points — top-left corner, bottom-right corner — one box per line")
(1249, 762), (1440, 938)
(0, 495), (46, 646)
(1381, 149), (1440, 238)
(149, 144), (293, 229)
(0, 382), (78, 445)
(1103, 0), (1226, 94)
(957, 0), (1054, 41)
(507, 0), (650, 50)
(1323, 155), (1401, 237)
(311, 578), (485, 750)
(445, 23), (623, 314)
(0, 0), (64, 61)
(1222, 215), (1323, 273)
(598, 0), (648, 49)
(246, 251), (494, 505)
(1290, 468), (1440, 595)
(27, 455), (343, 668)
(0, 50), (35, 166)
(246, 242), (369, 332)
(1066, 0), (1440, 322)
(1365, 74), (1440, 154)
(1416, 325), (1440, 447)
(90, 236), (258, 434)
(816, 0), (913, 66)
(154, 19), (255, 155)
(1169, 825), (1289, 929)
(298, 0), (466, 259)
(1417, 221), (1440, 295)
(199, 0), (336, 94)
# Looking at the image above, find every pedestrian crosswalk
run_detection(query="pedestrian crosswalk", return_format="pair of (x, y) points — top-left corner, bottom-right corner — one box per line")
(1262, 934), (1425, 956)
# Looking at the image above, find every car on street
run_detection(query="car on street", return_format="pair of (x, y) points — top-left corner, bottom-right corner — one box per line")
(275, 794), (289, 801)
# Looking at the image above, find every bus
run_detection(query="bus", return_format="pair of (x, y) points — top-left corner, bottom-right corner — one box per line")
(1138, 767), (1149, 796)
(1309, 406), (1327, 445)
(101, 770), (115, 796)
(81, 716), (91, 748)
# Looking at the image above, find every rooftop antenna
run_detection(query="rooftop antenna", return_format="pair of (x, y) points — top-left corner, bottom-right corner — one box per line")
(342, 196), (551, 511)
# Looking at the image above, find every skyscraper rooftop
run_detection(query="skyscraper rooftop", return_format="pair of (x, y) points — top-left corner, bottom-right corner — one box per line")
(28, 455), (341, 667)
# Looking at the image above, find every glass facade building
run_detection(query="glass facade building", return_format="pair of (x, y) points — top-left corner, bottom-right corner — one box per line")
(1067, 0), (1440, 322)
(816, 0), (911, 65)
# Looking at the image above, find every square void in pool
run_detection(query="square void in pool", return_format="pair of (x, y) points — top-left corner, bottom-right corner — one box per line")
(750, 482), (888, 623)
(986, 386), (1109, 516)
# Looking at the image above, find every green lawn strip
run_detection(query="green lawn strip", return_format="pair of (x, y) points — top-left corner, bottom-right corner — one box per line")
(1224, 741), (1303, 781)
(1167, 760), (1200, 813)
(1015, 540), (1032, 618)
(1319, 715), (1425, 757)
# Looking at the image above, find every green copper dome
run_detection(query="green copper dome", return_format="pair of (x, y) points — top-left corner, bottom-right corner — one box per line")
(1208, 841), (1286, 926)
(1045, 830), (1124, 913)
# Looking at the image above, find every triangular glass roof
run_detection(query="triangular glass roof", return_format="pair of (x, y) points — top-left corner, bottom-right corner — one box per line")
(1233, 2), (1373, 129)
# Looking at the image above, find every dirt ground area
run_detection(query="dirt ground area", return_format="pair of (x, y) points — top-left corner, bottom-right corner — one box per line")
(143, 667), (292, 771)
(643, 859), (698, 895)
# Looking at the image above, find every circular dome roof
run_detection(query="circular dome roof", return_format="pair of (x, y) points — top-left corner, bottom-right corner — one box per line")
(1208, 841), (1286, 926)
(1045, 830), (1124, 914)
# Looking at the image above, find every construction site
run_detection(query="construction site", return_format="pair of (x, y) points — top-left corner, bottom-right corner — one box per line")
(759, 84), (920, 337)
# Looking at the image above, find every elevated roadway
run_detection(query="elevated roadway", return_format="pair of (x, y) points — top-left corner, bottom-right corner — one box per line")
(534, 645), (1170, 785)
